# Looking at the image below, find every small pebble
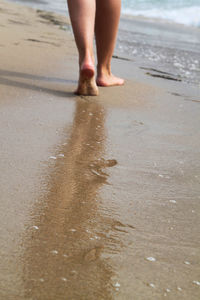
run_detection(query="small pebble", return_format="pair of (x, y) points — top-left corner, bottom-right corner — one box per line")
(177, 287), (182, 291)
(169, 200), (176, 204)
(70, 229), (76, 232)
(149, 283), (155, 288)
(39, 278), (44, 282)
(58, 154), (64, 157)
(49, 156), (57, 160)
(61, 277), (67, 282)
(114, 282), (120, 287)
(51, 250), (58, 255)
(166, 289), (171, 293)
(32, 225), (39, 230)
(184, 261), (190, 265)
(193, 281), (200, 286)
(146, 257), (156, 262)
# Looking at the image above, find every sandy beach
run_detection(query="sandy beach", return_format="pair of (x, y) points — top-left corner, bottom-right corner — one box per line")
(0, 0), (200, 299)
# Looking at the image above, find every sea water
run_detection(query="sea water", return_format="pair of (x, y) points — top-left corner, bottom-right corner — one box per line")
(7, 0), (200, 27)
(6, 0), (200, 84)
(123, 0), (200, 27)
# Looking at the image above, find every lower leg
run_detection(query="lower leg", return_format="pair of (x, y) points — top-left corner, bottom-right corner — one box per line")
(95, 0), (124, 86)
(67, 0), (98, 95)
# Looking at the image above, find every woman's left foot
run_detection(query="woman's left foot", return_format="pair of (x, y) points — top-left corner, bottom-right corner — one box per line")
(75, 60), (99, 96)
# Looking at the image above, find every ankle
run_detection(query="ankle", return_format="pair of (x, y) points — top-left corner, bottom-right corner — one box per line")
(79, 49), (94, 68)
(97, 63), (111, 77)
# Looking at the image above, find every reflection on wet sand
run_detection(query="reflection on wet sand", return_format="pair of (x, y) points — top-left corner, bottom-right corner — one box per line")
(23, 98), (118, 299)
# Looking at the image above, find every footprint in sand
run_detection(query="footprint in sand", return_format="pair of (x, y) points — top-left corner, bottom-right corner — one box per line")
(84, 246), (104, 262)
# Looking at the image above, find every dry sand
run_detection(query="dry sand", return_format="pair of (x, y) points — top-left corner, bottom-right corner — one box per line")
(0, 0), (200, 299)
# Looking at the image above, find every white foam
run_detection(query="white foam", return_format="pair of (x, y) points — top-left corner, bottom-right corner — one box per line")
(122, 6), (200, 27)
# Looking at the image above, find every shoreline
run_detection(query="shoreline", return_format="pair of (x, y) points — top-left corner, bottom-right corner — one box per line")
(0, 0), (200, 299)
(4, 0), (200, 85)
(121, 13), (200, 30)
(5, 0), (200, 29)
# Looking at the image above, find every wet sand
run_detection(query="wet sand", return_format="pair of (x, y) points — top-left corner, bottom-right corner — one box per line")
(0, 0), (200, 299)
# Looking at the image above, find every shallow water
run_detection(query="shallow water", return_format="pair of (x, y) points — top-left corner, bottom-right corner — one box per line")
(117, 17), (200, 86)
(8, 0), (200, 27)
(5, 0), (200, 85)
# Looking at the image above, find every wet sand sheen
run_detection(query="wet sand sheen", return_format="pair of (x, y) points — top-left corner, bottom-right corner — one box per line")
(23, 99), (117, 299)
(0, 0), (200, 299)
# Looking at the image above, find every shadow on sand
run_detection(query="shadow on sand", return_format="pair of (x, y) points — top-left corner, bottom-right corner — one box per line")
(0, 68), (76, 98)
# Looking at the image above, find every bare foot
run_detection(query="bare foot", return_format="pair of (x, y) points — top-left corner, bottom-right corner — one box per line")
(96, 73), (124, 87)
(75, 62), (99, 96)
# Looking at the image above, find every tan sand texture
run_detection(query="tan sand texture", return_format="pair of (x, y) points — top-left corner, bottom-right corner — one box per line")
(0, 0), (200, 299)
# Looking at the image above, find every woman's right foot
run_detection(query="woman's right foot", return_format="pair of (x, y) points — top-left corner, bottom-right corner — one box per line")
(96, 73), (124, 87)
(75, 60), (99, 96)
(96, 64), (124, 87)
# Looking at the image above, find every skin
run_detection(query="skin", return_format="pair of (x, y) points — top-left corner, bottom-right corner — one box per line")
(67, 0), (124, 96)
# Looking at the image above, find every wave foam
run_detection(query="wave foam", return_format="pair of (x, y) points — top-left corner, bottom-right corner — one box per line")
(122, 6), (200, 27)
